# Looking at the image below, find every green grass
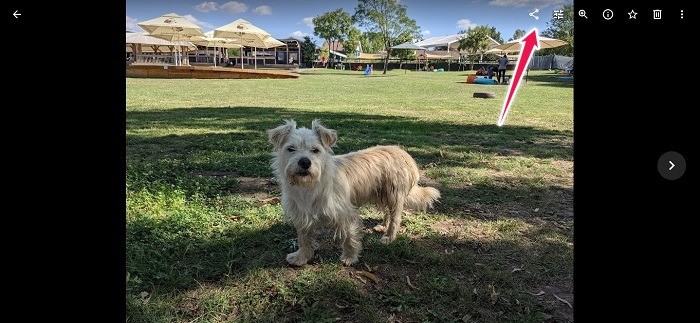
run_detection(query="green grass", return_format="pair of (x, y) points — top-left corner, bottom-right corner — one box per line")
(127, 69), (573, 322)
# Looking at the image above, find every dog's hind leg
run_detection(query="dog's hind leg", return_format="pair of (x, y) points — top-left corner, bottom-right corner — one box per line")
(373, 206), (389, 233)
(380, 196), (405, 244)
(339, 216), (363, 266)
(286, 228), (315, 266)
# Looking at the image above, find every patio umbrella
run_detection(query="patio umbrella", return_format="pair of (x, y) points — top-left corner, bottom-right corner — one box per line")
(138, 13), (205, 66)
(490, 36), (567, 82)
(126, 32), (196, 63)
(390, 42), (427, 50)
(192, 31), (243, 66)
(491, 36), (567, 51)
(213, 19), (274, 69)
(255, 38), (285, 69)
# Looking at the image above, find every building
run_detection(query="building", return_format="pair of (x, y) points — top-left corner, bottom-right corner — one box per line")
(215, 37), (303, 67)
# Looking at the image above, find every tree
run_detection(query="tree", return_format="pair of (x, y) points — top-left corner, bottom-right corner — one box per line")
(227, 48), (240, 57)
(313, 8), (355, 68)
(343, 26), (362, 70)
(300, 36), (316, 68)
(353, 0), (420, 74)
(359, 31), (384, 54)
(457, 25), (492, 70)
(541, 4), (573, 56)
(488, 26), (503, 44)
(509, 29), (526, 42)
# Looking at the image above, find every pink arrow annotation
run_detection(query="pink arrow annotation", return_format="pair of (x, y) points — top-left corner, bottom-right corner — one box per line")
(497, 28), (539, 126)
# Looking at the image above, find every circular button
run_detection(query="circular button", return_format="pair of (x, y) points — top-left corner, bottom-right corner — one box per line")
(603, 9), (614, 20)
(657, 151), (686, 180)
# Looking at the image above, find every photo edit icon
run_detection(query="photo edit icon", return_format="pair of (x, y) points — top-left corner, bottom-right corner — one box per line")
(653, 9), (662, 19)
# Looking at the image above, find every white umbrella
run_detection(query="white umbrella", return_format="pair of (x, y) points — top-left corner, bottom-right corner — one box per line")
(490, 36), (567, 82)
(214, 19), (274, 69)
(138, 13), (205, 66)
(390, 42), (427, 50)
(192, 31), (243, 66)
(491, 36), (567, 51)
(256, 38), (285, 69)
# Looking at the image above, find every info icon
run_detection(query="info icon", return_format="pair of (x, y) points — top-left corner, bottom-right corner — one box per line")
(602, 9), (614, 20)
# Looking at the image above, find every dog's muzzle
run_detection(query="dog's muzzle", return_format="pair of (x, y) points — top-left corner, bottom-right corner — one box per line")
(297, 157), (311, 176)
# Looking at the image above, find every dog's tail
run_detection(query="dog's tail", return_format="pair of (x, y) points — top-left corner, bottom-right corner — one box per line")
(405, 185), (441, 212)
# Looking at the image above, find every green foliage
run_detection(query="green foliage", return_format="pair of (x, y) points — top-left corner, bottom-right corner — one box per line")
(353, 0), (420, 74)
(509, 29), (527, 42)
(541, 4), (574, 56)
(300, 36), (316, 68)
(488, 26), (504, 44)
(358, 31), (384, 54)
(457, 25), (493, 69)
(226, 48), (240, 57)
(344, 26), (362, 58)
(313, 8), (355, 67)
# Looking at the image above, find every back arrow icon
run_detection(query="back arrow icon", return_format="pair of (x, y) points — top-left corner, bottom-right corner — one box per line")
(669, 161), (675, 170)
(13, 10), (21, 18)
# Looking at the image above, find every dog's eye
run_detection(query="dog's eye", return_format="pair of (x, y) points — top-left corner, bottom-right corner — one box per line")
(311, 148), (320, 154)
(287, 147), (296, 152)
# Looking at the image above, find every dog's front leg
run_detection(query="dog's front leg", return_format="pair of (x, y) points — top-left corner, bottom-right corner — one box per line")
(286, 228), (315, 266)
(339, 216), (363, 266)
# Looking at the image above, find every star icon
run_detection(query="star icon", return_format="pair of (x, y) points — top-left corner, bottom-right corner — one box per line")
(628, 10), (638, 19)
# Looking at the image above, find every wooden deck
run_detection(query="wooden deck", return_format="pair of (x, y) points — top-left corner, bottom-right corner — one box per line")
(126, 65), (300, 79)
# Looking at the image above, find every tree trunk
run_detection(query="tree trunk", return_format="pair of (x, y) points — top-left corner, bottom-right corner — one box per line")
(383, 43), (389, 74)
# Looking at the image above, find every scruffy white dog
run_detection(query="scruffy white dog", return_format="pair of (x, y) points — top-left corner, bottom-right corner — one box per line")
(268, 119), (440, 266)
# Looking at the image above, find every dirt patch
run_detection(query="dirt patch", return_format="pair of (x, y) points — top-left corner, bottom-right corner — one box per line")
(191, 170), (280, 199)
(234, 176), (278, 200)
(530, 282), (574, 322)
(418, 171), (440, 187)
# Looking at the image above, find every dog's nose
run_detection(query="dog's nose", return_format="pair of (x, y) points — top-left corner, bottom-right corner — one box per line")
(298, 157), (311, 169)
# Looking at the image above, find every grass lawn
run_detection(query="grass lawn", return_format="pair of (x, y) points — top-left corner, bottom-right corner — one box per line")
(126, 69), (573, 322)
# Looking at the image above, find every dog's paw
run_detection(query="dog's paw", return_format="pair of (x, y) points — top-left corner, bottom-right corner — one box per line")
(379, 235), (394, 244)
(286, 251), (309, 266)
(340, 254), (359, 266)
(373, 224), (387, 233)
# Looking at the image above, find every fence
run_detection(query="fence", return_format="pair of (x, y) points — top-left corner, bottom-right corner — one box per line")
(528, 55), (573, 70)
(308, 55), (573, 71)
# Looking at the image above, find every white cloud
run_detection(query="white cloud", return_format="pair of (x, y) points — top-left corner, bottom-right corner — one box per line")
(300, 17), (314, 29)
(195, 1), (219, 13)
(183, 14), (215, 29)
(421, 30), (430, 35)
(489, 0), (566, 7)
(456, 19), (477, 30)
(220, 1), (248, 14)
(126, 15), (142, 32)
(291, 31), (309, 39)
(252, 5), (272, 15)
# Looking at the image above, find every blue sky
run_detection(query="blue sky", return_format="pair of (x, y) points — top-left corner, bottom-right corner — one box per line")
(127, 0), (572, 45)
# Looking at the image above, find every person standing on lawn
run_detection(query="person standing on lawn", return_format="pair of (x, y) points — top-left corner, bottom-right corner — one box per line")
(497, 54), (508, 84)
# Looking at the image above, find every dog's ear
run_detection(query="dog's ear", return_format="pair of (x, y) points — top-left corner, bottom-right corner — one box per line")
(312, 119), (338, 148)
(267, 119), (297, 150)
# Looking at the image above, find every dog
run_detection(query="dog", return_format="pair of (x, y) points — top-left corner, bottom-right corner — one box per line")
(268, 119), (440, 266)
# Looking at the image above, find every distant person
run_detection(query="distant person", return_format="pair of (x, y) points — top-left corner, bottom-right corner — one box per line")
(370, 64), (373, 74)
(497, 54), (508, 84)
(322, 55), (327, 68)
(487, 65), (495, 79)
